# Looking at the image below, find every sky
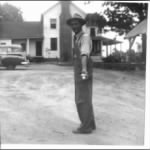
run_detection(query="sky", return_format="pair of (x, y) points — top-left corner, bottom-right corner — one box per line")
(0, 1), (104, 21)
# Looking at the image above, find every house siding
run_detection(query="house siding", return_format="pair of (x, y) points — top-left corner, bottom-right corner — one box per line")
(42, 2), (87, 60)
(0, 2), (89, 60)
(42, 3), (61, 58)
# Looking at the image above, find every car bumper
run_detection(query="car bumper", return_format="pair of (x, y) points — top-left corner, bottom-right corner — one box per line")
(21, 61), (29, 65)
(21, 60), (30, 66)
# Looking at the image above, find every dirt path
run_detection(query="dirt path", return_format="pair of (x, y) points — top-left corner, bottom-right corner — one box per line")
(0, 64), (145, 145)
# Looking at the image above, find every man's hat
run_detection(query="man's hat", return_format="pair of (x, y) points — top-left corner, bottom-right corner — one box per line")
(66, 13), (86, 26)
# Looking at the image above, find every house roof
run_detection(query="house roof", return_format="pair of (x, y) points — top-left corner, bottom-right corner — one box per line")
(125, 19), (147, 39)
(42, 2), (59, 16)
(0, 21), (43, 39)
(92, 35), (122, 45)
(42, 1), (86, 17)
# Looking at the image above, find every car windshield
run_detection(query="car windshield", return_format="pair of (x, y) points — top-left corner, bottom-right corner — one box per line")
(0, 45), (23, 54)
(0, 47), (8, 53)
(11, 47), (22, 52)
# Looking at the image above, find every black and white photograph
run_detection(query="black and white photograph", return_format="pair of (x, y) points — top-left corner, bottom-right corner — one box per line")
(0, 0), (150, 149)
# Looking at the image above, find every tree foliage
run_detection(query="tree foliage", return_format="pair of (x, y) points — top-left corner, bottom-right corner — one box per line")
(0, 3), (23, 22)
(103, 2), (148, 35)
(85, 13), (107, 32)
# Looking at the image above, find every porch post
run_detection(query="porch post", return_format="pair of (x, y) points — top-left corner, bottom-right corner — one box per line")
(128, 37), (136, 62)
(110, 45), (112, 54)
(106, 45), (108, 57)
(120, 43), (122, 52)
(101, 41), (103, 57)
(115, 43), (116, 51)
(129, 37), (136, 50)
(26, 39), (30, 55)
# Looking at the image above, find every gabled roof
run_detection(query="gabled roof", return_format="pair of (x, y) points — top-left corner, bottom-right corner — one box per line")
(42, 1), (59, 16)
(0, 21), (43, 39)
(125, 19), (147, 39)
(42, 1), (86, 17)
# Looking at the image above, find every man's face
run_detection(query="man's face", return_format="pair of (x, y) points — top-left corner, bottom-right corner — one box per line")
(70, 20), (82, 34)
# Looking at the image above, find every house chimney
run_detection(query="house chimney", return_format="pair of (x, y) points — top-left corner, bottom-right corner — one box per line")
(59, 1), (72, 62)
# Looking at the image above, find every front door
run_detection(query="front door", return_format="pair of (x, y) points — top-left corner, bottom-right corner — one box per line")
(36, 41), (42, 56)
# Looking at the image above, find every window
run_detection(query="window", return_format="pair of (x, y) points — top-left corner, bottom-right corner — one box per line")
(50, 19), (56, 29)
(50, 38), (57, 51)
(90, 28), (96, 37)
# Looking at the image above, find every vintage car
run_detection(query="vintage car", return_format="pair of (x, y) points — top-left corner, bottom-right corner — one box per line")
(0, 44), (29, 70)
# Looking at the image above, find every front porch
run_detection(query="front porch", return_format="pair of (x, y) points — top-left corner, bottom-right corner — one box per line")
(91, 35), (122, 58)
(12, 38), (43, 57)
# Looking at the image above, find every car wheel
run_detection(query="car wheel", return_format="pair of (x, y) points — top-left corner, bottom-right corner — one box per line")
(7, 65), (16, 70)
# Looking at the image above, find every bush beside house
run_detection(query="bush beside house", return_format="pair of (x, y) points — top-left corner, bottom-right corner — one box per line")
(94, 49), (145, 70)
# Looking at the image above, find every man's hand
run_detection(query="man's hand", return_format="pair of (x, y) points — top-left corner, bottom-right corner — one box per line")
(81, 71), (88, 80)
(81, 55), (88, 80)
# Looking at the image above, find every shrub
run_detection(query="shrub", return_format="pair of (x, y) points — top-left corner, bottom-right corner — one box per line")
(135, 52), (143, 63)
(102, 50), (126, 63)
(102, 55), (120, 63)
(126, 49), (136, 62)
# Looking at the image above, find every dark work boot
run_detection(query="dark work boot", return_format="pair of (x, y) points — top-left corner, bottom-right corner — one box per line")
(72, 128), (93, 134)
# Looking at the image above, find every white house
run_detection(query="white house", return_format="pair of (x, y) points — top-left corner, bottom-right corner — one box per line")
(0, 1), (88, 61)
(41, 1), (89, 61)
(0, 1), (121, 61)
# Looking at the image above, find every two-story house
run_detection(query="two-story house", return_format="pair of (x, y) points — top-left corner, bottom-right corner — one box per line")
(0, 1), (121, 61)
(0, 1), (87, 61)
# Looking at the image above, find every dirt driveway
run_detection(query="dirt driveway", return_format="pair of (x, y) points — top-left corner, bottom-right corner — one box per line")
(0, 64), (145, 145)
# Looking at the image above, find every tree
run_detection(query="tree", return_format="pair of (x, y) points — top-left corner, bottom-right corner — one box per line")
(0, 3), (23, 22)
(85, 13), (107, 33)
(103, 2), (148, 35)
(103, 2), (148, 63)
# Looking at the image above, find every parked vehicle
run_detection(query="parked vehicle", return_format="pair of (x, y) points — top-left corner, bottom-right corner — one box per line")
(0, 44), (29, 70)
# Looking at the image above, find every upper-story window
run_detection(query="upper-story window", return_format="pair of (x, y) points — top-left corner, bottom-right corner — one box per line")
(50, 18), (57, 29)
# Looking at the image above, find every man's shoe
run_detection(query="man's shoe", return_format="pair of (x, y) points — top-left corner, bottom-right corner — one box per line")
(72, 128), (93, 134)
(77, 123), (96, 130)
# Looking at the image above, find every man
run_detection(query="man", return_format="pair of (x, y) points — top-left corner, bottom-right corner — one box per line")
(66, 13), (96, 134)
